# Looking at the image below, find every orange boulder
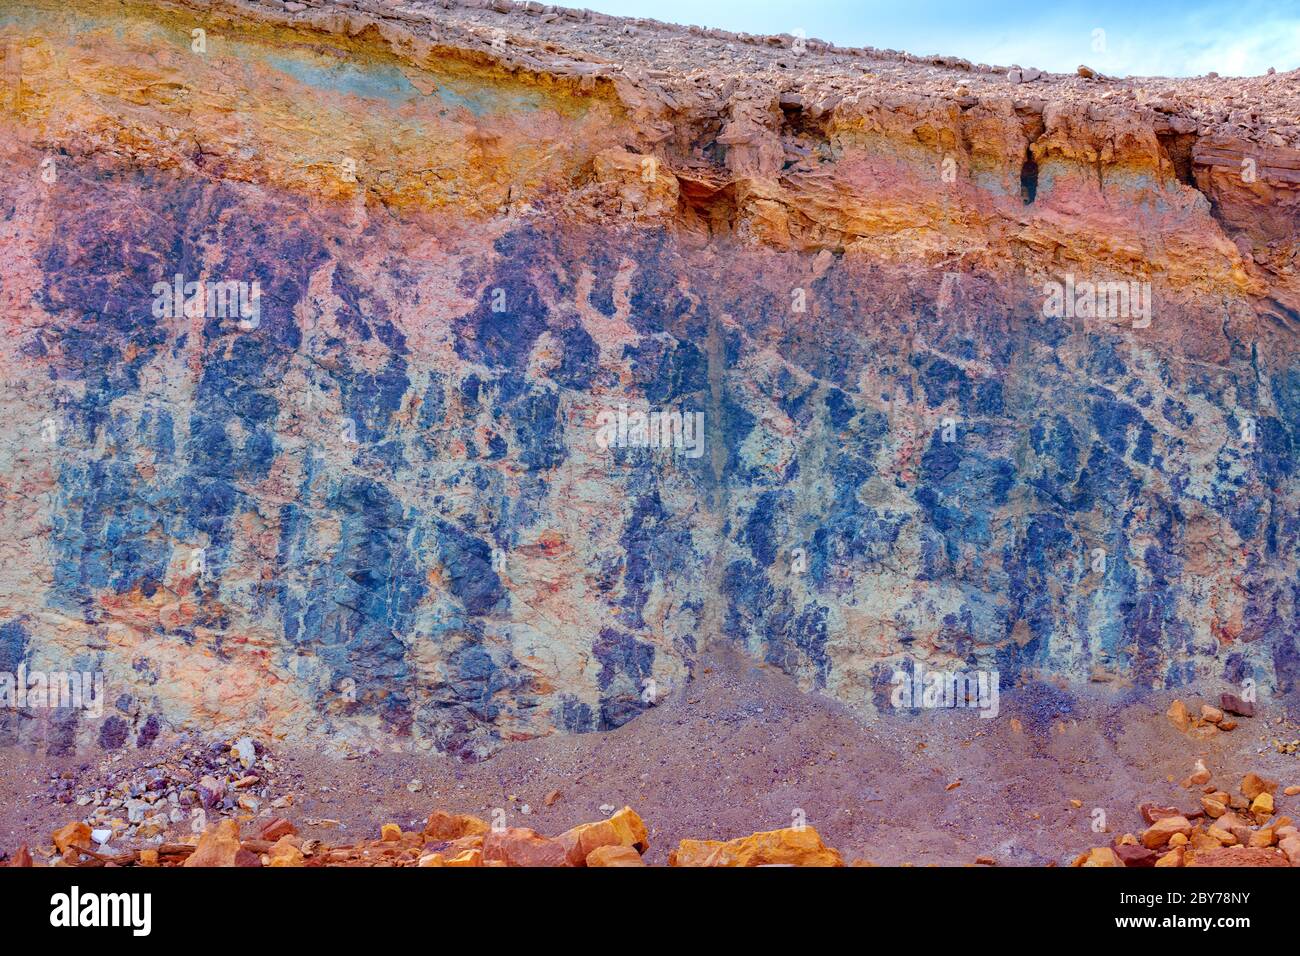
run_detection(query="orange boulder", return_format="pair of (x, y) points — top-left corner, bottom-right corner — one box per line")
(1076, 847), (1122, 867)
(419, 846), (483, 867)
(266, 836), (305, 867)
(1154, 846), (1185, 867)
(586, 845), (646, 867)
(183, 820), (242, 867)
(1241, 773), (1278, 801)
(482, 827), (569, 867)
(1166, 700), (1189, 731)
(423, 811), (490, 841)
(559, 806), (650, 866)
(1141, 816), (1192, 849)
(1278, 835), (1300, 866)
(669, 826), (844, 867)
(419, 832), (485, 866)
(52, 822), (91, 854)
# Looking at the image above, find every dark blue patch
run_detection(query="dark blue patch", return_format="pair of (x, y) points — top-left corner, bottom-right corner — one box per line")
(593, 627), (655, 729)
(453, 270), (549, 370)
(0, 619), (29, 672)
(744, 490), (789, 568)
(825, 387), (856, 429)
(435, 519), (505, 617)
(551, 322), (599, 390)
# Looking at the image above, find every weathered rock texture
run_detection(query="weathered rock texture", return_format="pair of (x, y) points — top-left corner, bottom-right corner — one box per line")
(0, 0), (1297, 757)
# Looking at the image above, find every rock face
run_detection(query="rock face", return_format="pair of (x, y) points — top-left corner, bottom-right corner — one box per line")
(0, 0), (1298, 758)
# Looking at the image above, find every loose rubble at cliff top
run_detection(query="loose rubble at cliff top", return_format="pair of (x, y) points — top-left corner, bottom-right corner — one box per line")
(252, 0), (1299, 148)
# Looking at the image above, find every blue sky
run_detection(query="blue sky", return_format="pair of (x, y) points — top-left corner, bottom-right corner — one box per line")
(586, 0), (1299, 77)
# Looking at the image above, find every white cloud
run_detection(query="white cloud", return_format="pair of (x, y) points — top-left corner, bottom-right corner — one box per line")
(971, 12), (1300, 76)
(584, 1), (1300, 77)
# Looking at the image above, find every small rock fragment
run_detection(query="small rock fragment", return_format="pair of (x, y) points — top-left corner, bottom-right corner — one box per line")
(267, 836), (305, 867)
(254, 818), (296, 842)
(183, 820), (242, 867)
(1142, 816), (1192, 849)
(1250, 792), (1274, 818)
(231, 737), (256, 768)
(1166, 700), (1189, 731)
(1155, 846), (1184, 867)
(1241, 773), (1277, 801)
(1077, 847), (1121, 867)
(1220, 694), (1254, 717)
(1114, 844), (1158, 867)
(423, 811), (490, 841)
(52, 822), (90, 854)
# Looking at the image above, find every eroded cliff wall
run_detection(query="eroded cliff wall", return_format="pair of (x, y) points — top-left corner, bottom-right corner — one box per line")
(0, 0), (1297, 757)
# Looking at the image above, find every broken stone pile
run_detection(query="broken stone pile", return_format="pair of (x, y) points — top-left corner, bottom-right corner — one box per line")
(8, 806), (847, 868)
(40, 736), (293, 854)
(1072, 766), (1300, 868)
(1164, 693), (1260, 736)
(1166, 693), (1299, 755)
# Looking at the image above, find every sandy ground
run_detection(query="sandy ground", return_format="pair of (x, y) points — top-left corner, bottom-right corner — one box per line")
(2, 648), (1298, 866)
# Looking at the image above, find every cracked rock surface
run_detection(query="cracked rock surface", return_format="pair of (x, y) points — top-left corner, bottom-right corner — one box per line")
(0, 0), (1296, 762)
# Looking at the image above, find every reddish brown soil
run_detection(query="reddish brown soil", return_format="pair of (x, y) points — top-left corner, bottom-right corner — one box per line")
(3, 648), (1297, 866)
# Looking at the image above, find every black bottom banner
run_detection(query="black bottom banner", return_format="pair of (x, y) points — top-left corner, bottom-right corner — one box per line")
(0, 865), (1278, 942)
